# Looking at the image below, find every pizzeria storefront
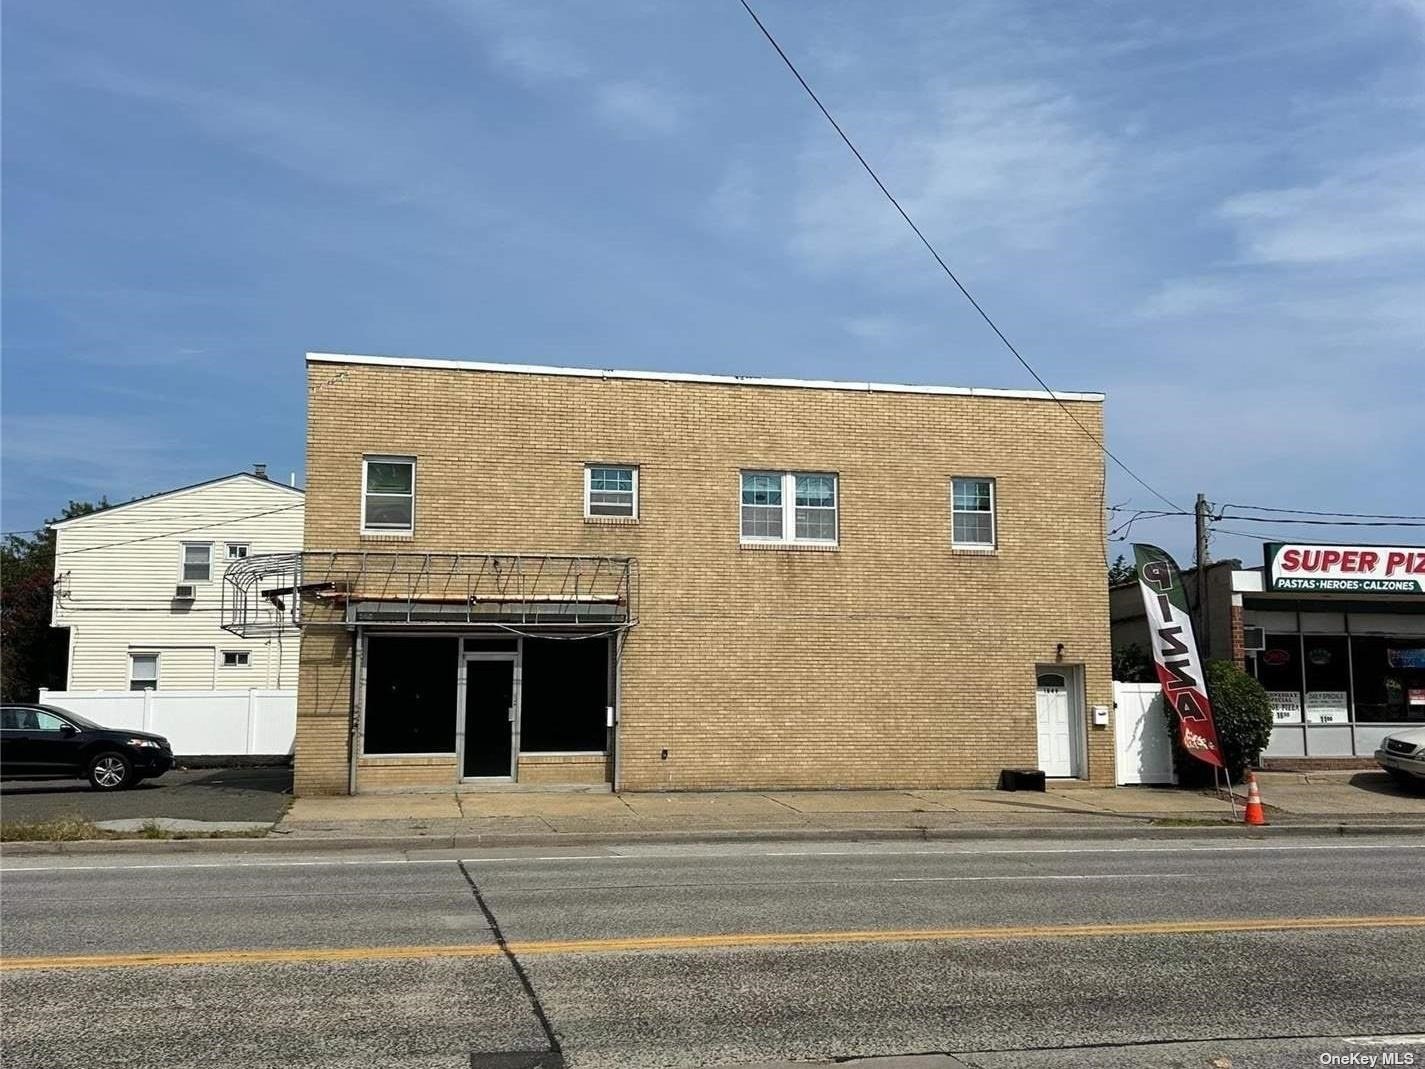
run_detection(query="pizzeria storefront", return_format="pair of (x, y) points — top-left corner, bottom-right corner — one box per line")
(1235, 543), (1425, 759)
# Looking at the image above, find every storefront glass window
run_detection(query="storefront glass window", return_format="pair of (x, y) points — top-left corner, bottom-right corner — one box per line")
(1256, 634), (1302, 725)
(1301, 635), (1350, 725)
(364, 637), (458, 753)
(1350, 637), (1425, 723)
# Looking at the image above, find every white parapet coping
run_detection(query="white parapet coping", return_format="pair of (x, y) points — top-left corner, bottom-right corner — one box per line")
(307, 351), (1105, 404)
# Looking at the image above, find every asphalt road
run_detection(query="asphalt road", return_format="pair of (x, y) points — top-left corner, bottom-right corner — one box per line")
(0, 765), (291, 824)
(2, 836), (1423, 1068)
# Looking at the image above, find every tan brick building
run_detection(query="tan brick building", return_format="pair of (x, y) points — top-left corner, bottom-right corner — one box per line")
(285, 351), (1114, 794)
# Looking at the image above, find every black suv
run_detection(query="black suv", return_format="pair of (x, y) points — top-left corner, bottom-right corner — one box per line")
(0, 704), (173, 790)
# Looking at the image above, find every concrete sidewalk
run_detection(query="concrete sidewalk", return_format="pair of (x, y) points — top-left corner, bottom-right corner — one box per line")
(273, 771), (1425, 843)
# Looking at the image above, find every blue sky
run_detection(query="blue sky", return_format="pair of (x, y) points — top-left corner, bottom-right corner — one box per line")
(4, 0), (1423, 562)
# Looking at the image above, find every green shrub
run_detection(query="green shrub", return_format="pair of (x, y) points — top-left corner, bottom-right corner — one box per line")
(1164, 658), (1274, 786)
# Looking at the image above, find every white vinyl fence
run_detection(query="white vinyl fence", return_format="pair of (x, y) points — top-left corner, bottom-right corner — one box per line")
(1113, 682), (1176, 785)
(37, 688), (295, 757)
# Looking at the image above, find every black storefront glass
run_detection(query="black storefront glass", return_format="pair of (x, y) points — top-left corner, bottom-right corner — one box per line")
(1301, 635), (1350, 725)
(1256, 634), (1303, 723)
(1351, 636), (1425, 724)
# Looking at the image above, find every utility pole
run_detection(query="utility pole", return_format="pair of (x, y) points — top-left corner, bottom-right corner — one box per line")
(1194, 493), (1210, 648)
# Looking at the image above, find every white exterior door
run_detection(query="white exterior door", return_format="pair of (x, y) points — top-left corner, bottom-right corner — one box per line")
(1036, 672), (1075, 777)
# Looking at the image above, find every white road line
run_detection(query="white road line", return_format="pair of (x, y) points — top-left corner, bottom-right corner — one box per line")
(2, 839), (1423, 874)
(885, 872), (1200, 883)
(0, 857), (463, 874)
(1341, 1034), (1425, 1046)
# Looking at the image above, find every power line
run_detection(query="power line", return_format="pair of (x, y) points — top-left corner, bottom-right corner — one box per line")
(735, 0), (1185, 516)
(52, 503), (304, 558)
(1214, 514), (1425, 528)
(1219, 504), (1425, 522)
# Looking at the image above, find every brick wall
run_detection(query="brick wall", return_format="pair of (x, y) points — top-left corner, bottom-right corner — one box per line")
(300, 359), (1114, 792)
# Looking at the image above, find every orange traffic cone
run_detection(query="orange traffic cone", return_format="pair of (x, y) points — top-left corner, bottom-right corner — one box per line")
(1243, 771), (1268, 826)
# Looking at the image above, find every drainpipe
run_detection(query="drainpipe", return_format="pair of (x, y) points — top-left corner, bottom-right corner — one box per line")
(347, 627), (361, 798)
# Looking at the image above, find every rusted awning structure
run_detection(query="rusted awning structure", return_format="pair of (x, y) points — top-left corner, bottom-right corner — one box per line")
(221, 551), (638, 637)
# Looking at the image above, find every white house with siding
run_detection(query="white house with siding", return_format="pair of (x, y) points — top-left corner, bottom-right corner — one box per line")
(50, 470), (304, 692)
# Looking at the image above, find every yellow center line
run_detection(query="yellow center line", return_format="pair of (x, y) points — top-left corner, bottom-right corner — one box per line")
(3, 915), (1423, 973)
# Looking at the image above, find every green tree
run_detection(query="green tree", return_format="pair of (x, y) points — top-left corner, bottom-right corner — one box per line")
(1107, 553), (1136, 585)
(1112, 642), (1156, 683)
(1, 499), (107, 701)
(1164, 658), (1274, 785)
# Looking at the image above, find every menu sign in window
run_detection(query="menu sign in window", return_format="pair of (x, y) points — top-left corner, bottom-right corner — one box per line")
(1305, 691), (1349, 725)
(1268, 691), (1303, 724)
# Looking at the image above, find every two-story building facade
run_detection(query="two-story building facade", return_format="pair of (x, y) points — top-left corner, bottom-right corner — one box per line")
(51, 470), (304, 692)
(291, 351), (1114, 794)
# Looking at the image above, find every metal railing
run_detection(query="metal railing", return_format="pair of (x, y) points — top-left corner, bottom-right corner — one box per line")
(222, 550), (638, 636)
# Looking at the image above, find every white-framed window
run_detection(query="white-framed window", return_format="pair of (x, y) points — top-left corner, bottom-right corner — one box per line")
(221, 650), (250, 668)
(951, 477), (996, 549)
(740, 471), (838, 545)
(584, 464), (638, 519)
(226, 543), (250, 560)
(180, 542), (212, 582)
(362, 455), (416, 533)
(129, 653), (159, 692)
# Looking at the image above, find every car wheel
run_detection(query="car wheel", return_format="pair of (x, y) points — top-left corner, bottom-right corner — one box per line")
(88, 752), (133, 791)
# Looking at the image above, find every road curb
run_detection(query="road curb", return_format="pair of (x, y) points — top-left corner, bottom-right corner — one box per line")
(2, 820), (1421, 857)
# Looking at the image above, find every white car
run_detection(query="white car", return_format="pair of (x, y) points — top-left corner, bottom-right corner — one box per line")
(1376, 726), (1425, 788)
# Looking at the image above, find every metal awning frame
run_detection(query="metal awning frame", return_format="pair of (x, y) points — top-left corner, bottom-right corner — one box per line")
(222, 551), (638, 636)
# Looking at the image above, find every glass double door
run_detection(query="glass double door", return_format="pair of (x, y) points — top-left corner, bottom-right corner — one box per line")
(461, 656), (517, 778)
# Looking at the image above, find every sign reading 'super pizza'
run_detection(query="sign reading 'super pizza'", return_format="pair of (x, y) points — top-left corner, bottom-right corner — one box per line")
(1265, 543), (1425, 595)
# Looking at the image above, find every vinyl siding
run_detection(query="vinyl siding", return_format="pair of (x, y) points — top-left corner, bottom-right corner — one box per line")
(52, 476), (303, 691)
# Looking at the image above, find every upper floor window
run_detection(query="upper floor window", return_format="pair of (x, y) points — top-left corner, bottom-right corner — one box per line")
(951, 477), (996, 549)
(585, 465), (638, 519)
(740, 471), (838, 545)
(130, 653), (159, 691)
(181, 542), (212, 582)
(226, 543), (249, 560)
(363, 456), (416, 533)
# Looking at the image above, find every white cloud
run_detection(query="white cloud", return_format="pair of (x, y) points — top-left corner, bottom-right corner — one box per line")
(70, 66), (508, 234)
(1134, 278), (1244, 320)
(435, 0), (680, 136)
(489, 34), (588, 84)
(1, 414), (180, 502)
(594, 81), (683, 137)
(843, 314), (912, 344)
(790, 83), (1112, 272)
(1218, 151), (1425, 265)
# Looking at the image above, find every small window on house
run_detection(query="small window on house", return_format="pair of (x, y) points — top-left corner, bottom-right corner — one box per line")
(951, 477), (996, 549)
(181, 543), (212, 581)
(226, 543), (249, 560)
(585, 465), (638, 518)
(741, 471), (838, 545)
(222, 651), (250, 668)
(130, 654), (159, 691)
(363, 456), (416, 533)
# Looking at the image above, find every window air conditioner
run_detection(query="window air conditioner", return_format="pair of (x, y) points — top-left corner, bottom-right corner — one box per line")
(1242, 626), (1266, 651)
(174, 584), (196, 602)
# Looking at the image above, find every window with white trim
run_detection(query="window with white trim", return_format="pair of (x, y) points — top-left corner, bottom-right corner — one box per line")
(951, 477), (996, 548)
(362, 456), (416, 533)
(129, 653), (158, 691)
(226, 543), (249, 560)
(180, 542), (212, 582)
(584, 465), (638, 518)
(221, 650), (250, 667)
(740, 471), (838, 545)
